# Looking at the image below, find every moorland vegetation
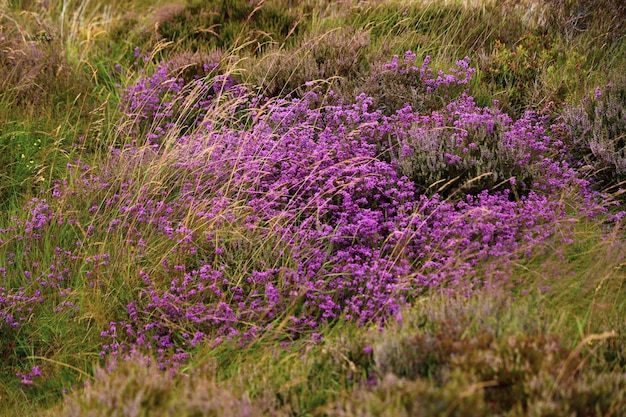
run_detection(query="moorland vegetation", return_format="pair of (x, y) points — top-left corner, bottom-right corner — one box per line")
(1, 0), (625, 415)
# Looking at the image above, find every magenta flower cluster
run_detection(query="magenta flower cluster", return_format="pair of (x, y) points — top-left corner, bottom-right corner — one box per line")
(384, 51), (475, 94)
(16, 366), (43, 386)
(0, 51), (611, 371)
(120, 60), (246, 144)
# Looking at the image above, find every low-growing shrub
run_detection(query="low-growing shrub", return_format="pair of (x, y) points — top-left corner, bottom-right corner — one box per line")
(0, 9), (90, 109)
(557, 82), (626, 196)
(372, 294), (561, 382)
(339, 337), (626, 416)
(56, 354), (266, 417)
(119, 53), (248, 143)
(478, 34), (559, 116)
(153, 0), (302, 51)
(359, 294), (626, 416)
(390, 94), (577, 196)
(330, 372), (490, 417)
(360, 51), (474, 115)
(247, 26), (371, 99)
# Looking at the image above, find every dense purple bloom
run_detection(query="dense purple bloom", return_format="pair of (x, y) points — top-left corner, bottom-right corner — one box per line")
(0, 52), (615, 373)
(15, 366), (43, 386)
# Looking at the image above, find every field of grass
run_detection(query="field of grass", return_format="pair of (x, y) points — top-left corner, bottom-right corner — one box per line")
(1, 0), (625, 415)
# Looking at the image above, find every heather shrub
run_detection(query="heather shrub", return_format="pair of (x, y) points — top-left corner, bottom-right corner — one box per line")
(119, 55), (249, 143)
(330, 372), (490, 417)
(337, 344), (626, 417)
(524, 371), (626, 417)
(360, 51), (475, 115)
(546, 0), (626, 44)
(372, 293), (560, 382)
(167, 50), (227, 83)
(248, 26), (371, 99)
(557, 82), (626, 195)
(151, 1), (187, 31)
(0, 9), (90, 108)
(389, 94), (577, 196)
(362, 293), (626, 416)
(152, 0), (301, 51)
(478, 34), (559, 116)
(56, 354), (265, 417)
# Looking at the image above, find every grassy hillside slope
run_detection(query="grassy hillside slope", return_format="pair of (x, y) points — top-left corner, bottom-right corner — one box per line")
(1, 0), (625, 415)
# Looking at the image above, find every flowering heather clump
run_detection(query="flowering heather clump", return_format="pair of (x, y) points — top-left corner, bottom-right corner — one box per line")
(119, 56), (248, 144)
(557, 83), (626, 195)
(108, 72), (590, 364)
(0, 53), (608, 374)
(391, 94), (580, 196)
(362, 51), (475, 115)
(0, 12), (89, 108)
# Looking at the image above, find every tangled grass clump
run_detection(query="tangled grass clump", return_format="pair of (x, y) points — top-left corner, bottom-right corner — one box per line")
(55, 353), (267, 417)
(0, 7), (90, 109)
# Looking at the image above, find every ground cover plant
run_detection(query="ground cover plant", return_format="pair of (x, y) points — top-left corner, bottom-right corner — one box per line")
(1, 0), (625, 415)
